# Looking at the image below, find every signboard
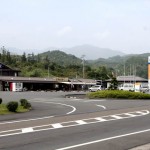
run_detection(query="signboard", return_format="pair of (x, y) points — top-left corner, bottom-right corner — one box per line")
(148, 56), (150, 64)
(55, 77), (68, 82)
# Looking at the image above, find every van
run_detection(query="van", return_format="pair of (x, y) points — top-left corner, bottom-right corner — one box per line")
(118, 83), (134, 91)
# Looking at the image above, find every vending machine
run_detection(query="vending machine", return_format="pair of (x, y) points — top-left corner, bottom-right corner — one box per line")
(10, 82), (23, 92)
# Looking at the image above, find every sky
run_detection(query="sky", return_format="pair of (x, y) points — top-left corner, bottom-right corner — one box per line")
(0, 0), (150, 54)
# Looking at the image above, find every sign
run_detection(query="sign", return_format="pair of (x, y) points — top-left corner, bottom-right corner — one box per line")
(148, 56), (150, 63)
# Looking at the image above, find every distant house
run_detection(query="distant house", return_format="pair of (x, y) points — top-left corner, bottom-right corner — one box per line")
(106, 76), (148, 89)
(0, 62), (20, 76)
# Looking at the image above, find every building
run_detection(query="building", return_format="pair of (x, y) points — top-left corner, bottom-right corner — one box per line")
(0, 76), (97, 91)
(0, 62), (20, 76)
(106, 75), (148, 89)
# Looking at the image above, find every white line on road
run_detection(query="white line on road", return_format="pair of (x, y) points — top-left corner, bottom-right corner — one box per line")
(76, 120), (87, 125)
(0, 116), (54, 125)
(22, 127), (33, 133)
(52, 123), (63, 128)
(56, 128), (150, 150)
(111, 115), (123, 119)
(0, 110), (148, 138)
(32, 101), (76, 115)
(83, 100), (106, 102)
(96, 105), (106, 110)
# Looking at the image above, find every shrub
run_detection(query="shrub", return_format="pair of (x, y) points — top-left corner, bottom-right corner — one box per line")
(0, 98), (2, 104)
(20, 99), (31, 109)
(20, 99), (28, 106)
(23, 102), (31, 109)
(87, 90), (150, 99)
(7, 101), (18, 112)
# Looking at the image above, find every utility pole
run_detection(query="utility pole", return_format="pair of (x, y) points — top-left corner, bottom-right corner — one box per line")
(81, 55), (85, 78)
(48, 66), (49, 78)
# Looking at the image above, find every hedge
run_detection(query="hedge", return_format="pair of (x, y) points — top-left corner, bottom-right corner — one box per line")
(87, 90), (150, 99)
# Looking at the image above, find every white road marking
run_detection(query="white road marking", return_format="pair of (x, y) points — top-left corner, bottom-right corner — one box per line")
(111, 115), (123, 119)
(95, 117), (107, 122)
(56, 128), (150, 150)
(0, 110), (149, 138)
(52, 123), (63, 128)
(83, 100), (106, 102)
(0, 116), (54, 125)
(22, 127), (33, 133)
(125, 113), (137, 117)
(68, 99), (82, 101)
(96, 105), (106, 110)
(76, 120), (87, 125)
(32, 101), (76, 115)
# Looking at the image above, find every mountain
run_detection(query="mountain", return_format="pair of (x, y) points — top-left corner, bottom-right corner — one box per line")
(62, 44), (126, 60)
(39, 50), (82, 66)
(7, 44), (125, 60)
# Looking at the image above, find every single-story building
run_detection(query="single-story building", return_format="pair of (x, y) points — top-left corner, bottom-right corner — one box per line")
(0, 76), (97, 91)
(106, 75), (148, 89)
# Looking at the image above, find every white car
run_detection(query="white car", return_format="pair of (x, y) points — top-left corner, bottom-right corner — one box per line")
(89, 85), (101, 92)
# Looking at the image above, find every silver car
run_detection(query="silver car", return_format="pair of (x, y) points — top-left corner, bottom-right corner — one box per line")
(89, 85), (101, 92)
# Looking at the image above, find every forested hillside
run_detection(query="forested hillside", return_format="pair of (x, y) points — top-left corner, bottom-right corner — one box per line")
(89, 53), (149, 78)
(0, 46), (149, 80)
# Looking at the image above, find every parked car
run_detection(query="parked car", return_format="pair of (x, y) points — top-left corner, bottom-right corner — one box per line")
(89, 85), (101, 92)
(118, 83), (134, 91)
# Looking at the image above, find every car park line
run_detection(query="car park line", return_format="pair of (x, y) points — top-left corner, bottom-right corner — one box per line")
(0, 110), (149, 138)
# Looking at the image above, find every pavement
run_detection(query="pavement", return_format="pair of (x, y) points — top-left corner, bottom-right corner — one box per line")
(130, 143), (150, 150)
(1, 91), (150, 149)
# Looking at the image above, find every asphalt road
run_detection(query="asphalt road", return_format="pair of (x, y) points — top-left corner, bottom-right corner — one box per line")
(1, 91), (150, 150)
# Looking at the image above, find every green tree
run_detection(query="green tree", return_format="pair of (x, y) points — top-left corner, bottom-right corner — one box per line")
(109, 77), (118, 90)
(21, 52), (27, 62)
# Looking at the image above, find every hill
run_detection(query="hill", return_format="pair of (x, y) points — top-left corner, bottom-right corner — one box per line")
(88, 53), (150, 79)
(38, 50), (82, 66)
(7, 44), (125, 60)
(63, 44), (125, 59)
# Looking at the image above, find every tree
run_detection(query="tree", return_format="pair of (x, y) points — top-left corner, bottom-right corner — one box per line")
(108, 77), (118, 90)
(21, 52), (27, 62)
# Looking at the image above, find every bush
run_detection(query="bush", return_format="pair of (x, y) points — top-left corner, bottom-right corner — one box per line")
(23, 102), (31, 109)
(20, 99), (31, 109)
(7, 101), (18, 112)
(20, 99), (28, 106)
(87, 90), (150, 99)
(0, 98), (2, 104)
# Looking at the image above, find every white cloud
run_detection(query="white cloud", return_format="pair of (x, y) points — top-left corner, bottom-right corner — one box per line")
(57, 26), (72, 37)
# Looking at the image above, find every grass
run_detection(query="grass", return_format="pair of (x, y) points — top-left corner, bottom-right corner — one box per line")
(0, 104), (29, 115)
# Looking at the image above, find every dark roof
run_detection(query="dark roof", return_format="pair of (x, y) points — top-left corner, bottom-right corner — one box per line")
(0, 62), (20, 72)
(0, 76), (57, 83)
(107, 76), (148, 82)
